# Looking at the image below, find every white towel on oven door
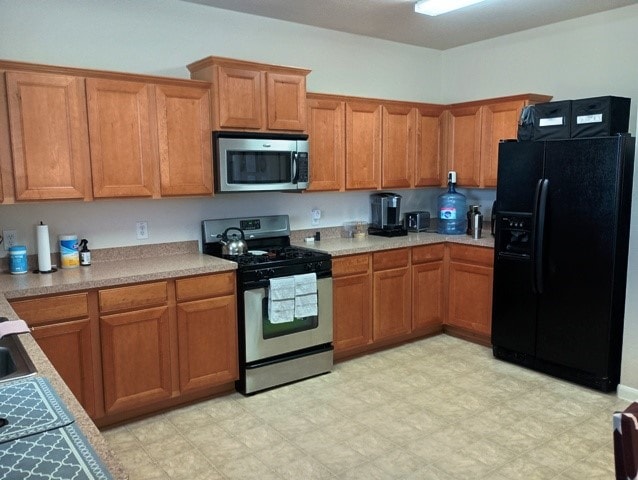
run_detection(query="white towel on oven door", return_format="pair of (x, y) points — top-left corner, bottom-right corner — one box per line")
(269, 277), (296, 323)
(294, 273), (317, 318)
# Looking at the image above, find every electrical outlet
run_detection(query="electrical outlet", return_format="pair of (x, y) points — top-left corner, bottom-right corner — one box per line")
(136, 221), (148, 239)
(3, 230), (17, 250)
(311, 208), (321, 226)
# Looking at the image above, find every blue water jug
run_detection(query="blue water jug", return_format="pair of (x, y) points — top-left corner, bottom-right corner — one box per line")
(437, 171), (466, 235)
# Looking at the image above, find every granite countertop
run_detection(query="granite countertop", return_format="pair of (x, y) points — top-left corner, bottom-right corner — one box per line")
(0, 253), (237, 300)
(292, 231), (494, 256)
(0, 244), (237, 480)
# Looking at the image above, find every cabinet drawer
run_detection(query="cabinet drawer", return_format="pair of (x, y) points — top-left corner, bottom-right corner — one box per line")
(99, 281), (168, 313)
(11, 293), (89, 326)
(412, 244), (445, 264)
(373, 248), (410, 271)
(176, 272), (235, 302)
(448, 244), (494, 267)
(333, 254), (370, 277)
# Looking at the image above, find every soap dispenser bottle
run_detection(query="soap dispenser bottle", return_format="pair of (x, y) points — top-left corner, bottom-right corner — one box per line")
(79, 239), (91, 266)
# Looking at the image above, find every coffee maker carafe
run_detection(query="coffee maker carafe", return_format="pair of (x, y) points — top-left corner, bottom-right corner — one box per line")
(369, 193), (408, 237)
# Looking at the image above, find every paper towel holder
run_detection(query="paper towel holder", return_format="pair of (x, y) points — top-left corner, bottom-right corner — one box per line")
(34, 221), (56, 274)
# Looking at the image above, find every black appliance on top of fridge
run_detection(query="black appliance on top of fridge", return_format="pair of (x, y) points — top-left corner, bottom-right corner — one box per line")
(491, 134), (635, 392)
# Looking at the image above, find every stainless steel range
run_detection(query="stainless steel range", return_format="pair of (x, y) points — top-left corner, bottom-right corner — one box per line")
(202, 215), (333, 394)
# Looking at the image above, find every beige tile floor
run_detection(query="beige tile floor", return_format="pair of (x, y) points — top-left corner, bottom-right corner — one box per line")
(102, 335), (629, 479)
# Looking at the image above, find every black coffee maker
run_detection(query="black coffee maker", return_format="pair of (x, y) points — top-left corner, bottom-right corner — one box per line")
(369, 193), (408, 237)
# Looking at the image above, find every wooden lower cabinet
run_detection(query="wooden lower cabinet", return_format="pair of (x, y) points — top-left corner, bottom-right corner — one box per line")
(100, 306), (173, 415)
(10, 272), (238, 424)
(31, 319), (97, 418)
(446, 244), (494, 344)
(412, 244), (445, 333)
(372, 249), (411, 341)
(176, 293), (238, 393)
(332, 254), (372, 356)
(10, 292), (98, 417)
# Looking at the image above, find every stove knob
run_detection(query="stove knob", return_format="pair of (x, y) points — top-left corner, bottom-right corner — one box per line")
(305, 263), (315, 272)
(267, 268), (276, 277)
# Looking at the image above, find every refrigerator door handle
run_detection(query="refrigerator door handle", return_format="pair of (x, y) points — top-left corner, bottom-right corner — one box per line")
(532, 179), (549, 294)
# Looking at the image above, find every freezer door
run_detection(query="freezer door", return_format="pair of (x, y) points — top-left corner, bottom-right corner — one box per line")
(495, 141), (544, 213)
(536, 137), (625, 378)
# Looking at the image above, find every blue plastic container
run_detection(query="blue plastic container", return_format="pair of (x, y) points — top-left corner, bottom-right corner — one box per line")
(437, 173), (466, 235)
(9, 245), (28, 274)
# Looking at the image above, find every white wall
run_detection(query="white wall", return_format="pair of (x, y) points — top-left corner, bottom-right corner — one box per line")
(442, 4), (638, 126)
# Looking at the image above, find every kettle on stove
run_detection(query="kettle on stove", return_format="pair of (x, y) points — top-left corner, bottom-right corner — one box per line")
(218, 227), (247, 255)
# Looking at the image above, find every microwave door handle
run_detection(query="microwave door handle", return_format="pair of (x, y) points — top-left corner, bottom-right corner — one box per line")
(292, 152), (299, 184)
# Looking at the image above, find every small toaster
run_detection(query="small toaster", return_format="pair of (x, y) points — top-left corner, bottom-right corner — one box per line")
(404, 211), (430, 232)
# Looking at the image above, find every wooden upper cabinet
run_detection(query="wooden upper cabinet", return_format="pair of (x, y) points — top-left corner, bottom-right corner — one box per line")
(445, 105), (482, 187)
(306, 96), (345, 191)
(86, 78), (157, 198)
(5, 71), (91, 201)
(479, 99), (526, 188)
(381, 104), (416, 189)
(155, 84), (213, 196)
(445, 94), (552, 188)
(188, 56), (310, 133)
(266, 72), (307, 131)
(216, 65), (263, 129)
(345, 101), (382, 190)
(415, 105), (444, 187)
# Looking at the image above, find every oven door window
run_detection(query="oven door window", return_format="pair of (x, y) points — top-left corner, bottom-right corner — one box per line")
(261, 296), (318, 339)
(227, 151), (292, 184)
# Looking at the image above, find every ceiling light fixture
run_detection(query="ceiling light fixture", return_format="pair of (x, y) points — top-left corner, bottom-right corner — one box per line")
(414, 0), (487, 16)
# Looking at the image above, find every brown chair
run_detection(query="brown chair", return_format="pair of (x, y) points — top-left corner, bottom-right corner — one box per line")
(614, 402), (638, 479)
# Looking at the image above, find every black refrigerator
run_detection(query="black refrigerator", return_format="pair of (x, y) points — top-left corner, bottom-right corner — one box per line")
(491, 134), (635, 392)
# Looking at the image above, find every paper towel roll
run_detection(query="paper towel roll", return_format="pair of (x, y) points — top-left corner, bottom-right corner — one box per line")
(37, 223), (52, 272)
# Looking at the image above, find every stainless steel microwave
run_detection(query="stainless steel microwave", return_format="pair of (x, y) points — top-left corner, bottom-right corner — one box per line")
(213, 132), (309, 193)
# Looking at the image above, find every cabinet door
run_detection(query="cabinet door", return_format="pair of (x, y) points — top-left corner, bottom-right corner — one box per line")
(86, 78), (156, 198)
(307, 98), (345, 191)
(266, 72), (306, 131)
(447, 261), (494, 337)
(415, 106), (444, 187)
(373, 267), (411, 341)
(446, 105), (482, 187)
(100, 306), (172, 414)
(480, 100), (526, 187)
(176, 295), (238, 393)
(6, 71), (90, 200)
(31, 319), (96, 418)
(382, 105), (415, 189)
(216, 66), (263, 129)
(345, 101), (381, 190)
(333, 273), (372, 353)
(373, 249), (411, 342)
(156, 84), (213, 196)
(412, 261), (444, 331)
